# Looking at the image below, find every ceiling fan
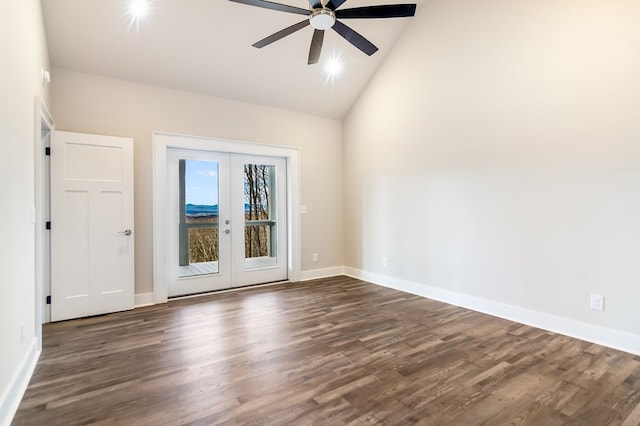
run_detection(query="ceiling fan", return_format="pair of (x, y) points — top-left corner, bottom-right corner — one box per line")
(229, 0), (417, 64)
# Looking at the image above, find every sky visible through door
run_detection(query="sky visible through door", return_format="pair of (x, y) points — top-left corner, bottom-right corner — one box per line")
(185, 160), (218, 206)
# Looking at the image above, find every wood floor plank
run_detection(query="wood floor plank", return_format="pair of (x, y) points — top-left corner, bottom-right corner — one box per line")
(13, 276), (640, 425)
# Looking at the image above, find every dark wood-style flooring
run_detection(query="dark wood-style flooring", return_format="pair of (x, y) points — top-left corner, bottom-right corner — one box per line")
(13, 276), (640, 425)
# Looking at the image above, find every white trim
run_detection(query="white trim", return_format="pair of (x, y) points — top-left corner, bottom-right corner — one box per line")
(0, 339), (40, 426)
(300, 266), (345, 281)
(134, 292), (155, 308)
(344, 267), (640, 356)
(34, 97), (54, 333)
(152, 132), (301, 304)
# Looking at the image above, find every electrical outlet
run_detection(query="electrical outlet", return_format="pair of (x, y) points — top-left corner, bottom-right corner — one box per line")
(312, 253), (318, 262)
(590, 294), (604, 311)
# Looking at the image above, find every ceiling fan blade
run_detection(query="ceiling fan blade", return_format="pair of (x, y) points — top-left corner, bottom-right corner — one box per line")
(308, 29), (325, 64)
(308, 0), (323, 8)
(332, 20), (378, 56)
(326, 0), (348, 9)
(229, 0), (310, 16)
(336, 4), (416, 19)
(252, 20), (310, 48)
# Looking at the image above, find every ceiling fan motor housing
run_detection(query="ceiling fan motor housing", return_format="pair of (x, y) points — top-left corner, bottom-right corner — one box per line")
(310, 8), (336, 30)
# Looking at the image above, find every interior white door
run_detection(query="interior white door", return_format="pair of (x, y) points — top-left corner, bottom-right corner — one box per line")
(167, 149), (287, 297)
(50, 131), (134, 321)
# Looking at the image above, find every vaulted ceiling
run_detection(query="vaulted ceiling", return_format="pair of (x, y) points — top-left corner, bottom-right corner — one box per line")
(42, 0), (422, 119)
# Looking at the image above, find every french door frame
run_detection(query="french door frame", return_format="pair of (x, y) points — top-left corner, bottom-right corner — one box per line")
(152, 132), (301, 304)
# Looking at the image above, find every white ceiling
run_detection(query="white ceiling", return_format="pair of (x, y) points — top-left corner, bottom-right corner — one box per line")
(41, 0), (422, 119)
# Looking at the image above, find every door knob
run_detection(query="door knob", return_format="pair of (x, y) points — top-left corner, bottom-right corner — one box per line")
(119, 229), (132, 236)
(224, 229), (230, 235)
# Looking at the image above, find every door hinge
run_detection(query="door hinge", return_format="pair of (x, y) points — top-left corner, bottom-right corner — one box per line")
(46, 221), (51, 230)
(46, 295), (51, 305)
(45, 147), (51, 156)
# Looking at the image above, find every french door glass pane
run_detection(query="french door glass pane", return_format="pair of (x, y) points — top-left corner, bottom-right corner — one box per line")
(178, 159), (220, 277)
(244, 163), (278, 270)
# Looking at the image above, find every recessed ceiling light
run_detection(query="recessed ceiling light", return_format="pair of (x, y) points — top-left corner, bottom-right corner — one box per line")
(324, 56), (344, 82)
(126, 0), (151, 26)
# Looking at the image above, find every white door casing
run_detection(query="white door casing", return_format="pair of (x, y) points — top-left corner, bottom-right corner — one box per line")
(35, 98), (54, 333)
(50, 131), (134, 321)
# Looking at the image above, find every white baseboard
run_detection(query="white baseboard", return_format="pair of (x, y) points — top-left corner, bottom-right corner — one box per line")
(134, 292), (154, 308)
(0, 339), (40, 426)
(344, 267), (640, 356)
(300, 266), (345, 282)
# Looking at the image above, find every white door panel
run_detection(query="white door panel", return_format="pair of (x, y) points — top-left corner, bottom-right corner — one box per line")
(50, 131), (134, 321)
(167, 149), (231, 296)
(231, 154), (287, 287)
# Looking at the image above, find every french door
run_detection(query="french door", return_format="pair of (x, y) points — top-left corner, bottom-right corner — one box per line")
(167, 148), (287, 297)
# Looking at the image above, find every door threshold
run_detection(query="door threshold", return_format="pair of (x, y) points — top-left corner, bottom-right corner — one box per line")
(169, 279), (290, 301)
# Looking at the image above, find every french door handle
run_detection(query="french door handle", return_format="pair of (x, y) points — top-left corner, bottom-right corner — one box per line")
(119, 229), (133, 236)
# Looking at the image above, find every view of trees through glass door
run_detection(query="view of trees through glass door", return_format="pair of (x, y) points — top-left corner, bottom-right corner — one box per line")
(244, 163), (278, 269)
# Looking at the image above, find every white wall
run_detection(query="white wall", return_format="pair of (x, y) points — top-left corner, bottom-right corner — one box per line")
(0, 0), (50, 423)
(344, 0), (640, 350)
(51, 69), (344, 296)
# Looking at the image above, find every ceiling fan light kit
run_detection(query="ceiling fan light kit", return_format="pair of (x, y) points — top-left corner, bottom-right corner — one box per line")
(310, 8), (336, 30)
(229, 0), (417, 65)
